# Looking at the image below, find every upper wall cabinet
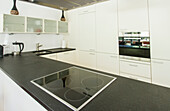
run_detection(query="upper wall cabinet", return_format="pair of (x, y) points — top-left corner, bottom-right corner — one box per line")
(149, 0), (170, 60)
(0, 14), (68, 34)
(118, 0), (149, 32)
(27, 17), (43, 33)
(96, 0), (118, 54)
(44, 19), (57, 33)
(0, 14), (25, 33)
(57, 21), (68, 34)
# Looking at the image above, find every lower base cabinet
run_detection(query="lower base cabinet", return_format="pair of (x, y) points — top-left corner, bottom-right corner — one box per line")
(96, 53), (119, 75)
(78, 51), (96, 69)
(0, 70), (47, 111)
(0, 70), (4, 111)
(56, 51), (76, 64)
(120, 59), (151, 83)
(152, 59), (170, 88)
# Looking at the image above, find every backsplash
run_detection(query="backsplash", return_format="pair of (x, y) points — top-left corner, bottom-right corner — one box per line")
(0, 34), (63, 52)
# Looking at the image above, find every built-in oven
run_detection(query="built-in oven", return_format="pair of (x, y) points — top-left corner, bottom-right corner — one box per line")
(119, 32), (150, 58)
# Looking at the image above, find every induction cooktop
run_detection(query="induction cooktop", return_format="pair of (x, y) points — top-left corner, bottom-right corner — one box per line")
(31, 67), (116, 111)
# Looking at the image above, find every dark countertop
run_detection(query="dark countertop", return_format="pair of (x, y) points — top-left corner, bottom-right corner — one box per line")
(0, 52), (170, 111)
(33, 48), (76, 55)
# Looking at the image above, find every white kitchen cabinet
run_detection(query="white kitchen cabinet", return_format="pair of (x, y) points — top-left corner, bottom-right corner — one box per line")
(152, 59), (170, 88)
(78, 51), (96, 69)
(56, 51), (76, 64)
(120, 59), (151, 83)
(0, 14), (25, 33)
(78, 11), (96, 51)
(118, 0), (149, 32)
(0, 70), (4, 111)
(44, 19), (57, 33)
(149, 0), (170, 60)
(27, 17), (43, 33)
(96, 53), (119, 75)
(2, 70), (47, 111)
(40, 53), (57, 60)
(96, 0), (118, 54)
(57, 21), (68, 34)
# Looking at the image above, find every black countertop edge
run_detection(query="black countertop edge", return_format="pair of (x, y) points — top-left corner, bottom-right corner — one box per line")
(32, 48), (76, 56)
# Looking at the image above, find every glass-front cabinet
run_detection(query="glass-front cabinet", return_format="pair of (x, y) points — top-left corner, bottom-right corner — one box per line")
(27, 17), (43, 33)
(44, 19), (57, 33)
(0, 14), (68, 34)
(3, 14), (25, 33)
(57, 21), (68, 33)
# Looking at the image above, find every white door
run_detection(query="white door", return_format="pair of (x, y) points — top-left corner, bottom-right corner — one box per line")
(79, 51), (96, 69)
(149, 0), (170, 60)
(96, 0), (118, 54)
(78, 12), (96, 51)
(118, 0), (149, 31)
(96, 53), (119, 75)
(152, 59), (170, 88)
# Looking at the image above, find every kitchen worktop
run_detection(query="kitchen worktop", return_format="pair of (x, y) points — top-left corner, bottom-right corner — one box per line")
(0, 52), (170, 111)
(33, 48), (76, 55)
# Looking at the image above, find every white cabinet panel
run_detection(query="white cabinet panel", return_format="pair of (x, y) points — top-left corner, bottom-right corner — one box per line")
(96, 53), (119, 75)
(96, 0), (118, 54)
(40, 53), (57, 60)
(149, 0), (170, 60)
(3, 71), (47, 111)
(120, 60), (151, 78)
(78, 51), (96, 69)
(152, 59), (170, 88)
(78, 11), (96, 51)
(118, 0), (149, 31)
(57, 51), (76, 64)
(0, 70), (4, 111)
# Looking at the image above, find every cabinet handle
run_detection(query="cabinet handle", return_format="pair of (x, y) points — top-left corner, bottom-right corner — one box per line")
(129, 64), (138, 67)
(110, 56), (116, 58)
(89, 49), (95, 51)
(153, 61), (164, 64)
(83, 10), (88, 13)
(89, 53), (95, 55)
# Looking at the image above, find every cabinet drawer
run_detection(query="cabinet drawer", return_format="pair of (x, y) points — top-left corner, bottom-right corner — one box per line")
(120, 60), (151, 78)
(120, 72), (151, 83)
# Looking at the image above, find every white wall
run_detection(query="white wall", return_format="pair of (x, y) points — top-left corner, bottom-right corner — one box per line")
(0, 0), (64, 52)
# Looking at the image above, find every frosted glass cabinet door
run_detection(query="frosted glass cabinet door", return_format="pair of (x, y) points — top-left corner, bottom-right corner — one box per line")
(4, 14), (25, 32)
(27, 17), (43, 33)
(44, 19), (57, 33)
(57, 21), (68, 33)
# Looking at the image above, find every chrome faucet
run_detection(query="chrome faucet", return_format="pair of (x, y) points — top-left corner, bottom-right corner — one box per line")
(36, 43), (43, 51)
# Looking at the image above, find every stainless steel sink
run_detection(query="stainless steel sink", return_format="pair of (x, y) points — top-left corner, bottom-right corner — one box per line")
(33, 50), (52, 55)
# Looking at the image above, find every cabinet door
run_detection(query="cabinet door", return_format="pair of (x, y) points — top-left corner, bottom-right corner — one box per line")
(27, 17), (43, 33)
(79, 51), (96, 69)
(96, 53), (119, 75)
(44, 19), (57, 33)
(149, 0), (170, 60)
(2, 71), (47, 111)
(0, 70), (4, 111)
(96, 0), (118, 54)
(118, 0), (149, 31)
(152, 59), (170, 88)
(57, 21), (68, 33)
(57, 51), (76, 64)
(4, 14), (25, 32)
(120, 60), (151, 78)
(78, 12), (96, 51)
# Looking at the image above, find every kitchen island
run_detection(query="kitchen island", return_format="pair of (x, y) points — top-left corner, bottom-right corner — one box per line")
(0, 51), (170, 111)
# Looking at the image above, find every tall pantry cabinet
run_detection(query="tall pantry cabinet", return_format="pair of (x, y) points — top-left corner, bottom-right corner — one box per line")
(149, 0), (170, 88)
